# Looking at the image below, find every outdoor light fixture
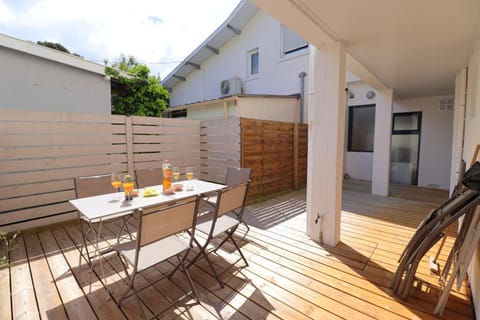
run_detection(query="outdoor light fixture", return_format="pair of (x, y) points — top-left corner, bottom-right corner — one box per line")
(345, 88), (354, 99)
(366, 91), (376, 99)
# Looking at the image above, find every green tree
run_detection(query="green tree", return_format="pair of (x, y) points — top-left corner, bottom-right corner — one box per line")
(105, 55), (168, 117)
(36, 41), (83, 57)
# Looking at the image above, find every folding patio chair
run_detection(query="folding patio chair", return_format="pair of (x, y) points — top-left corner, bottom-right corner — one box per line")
(135, 167), (163, 188)
(188, 181), (250, 288)
(115, 196), (200, 319)
(204, 167), (252, 240)
(74, 174), (133, 265)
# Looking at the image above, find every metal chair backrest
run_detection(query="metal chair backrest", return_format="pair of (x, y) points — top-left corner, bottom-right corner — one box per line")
(138, 197), (198, 247)
(74, 174), (112, 198)
(135, 168), (163, 188)
(225, 167), (252, 186)
(216, 182), (249, 219)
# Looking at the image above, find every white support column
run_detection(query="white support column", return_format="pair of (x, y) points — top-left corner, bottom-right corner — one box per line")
(371, 89), (393, 196)
(306, 42), (346, 246)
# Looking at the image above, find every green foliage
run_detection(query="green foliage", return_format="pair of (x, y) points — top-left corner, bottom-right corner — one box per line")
(37, 40), (70, 53)
(0, 230), (20, 268)
(37, 41), (83, 58)
(105, 55), (169, 117)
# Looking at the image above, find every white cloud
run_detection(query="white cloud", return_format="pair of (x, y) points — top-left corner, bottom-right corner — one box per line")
(0, 0), (241, 78)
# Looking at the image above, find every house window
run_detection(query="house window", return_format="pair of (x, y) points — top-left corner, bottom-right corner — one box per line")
(164, 109), (187, 118)
(248, 48), (259, 76)
(348, 104), (376, 152)
(282, 25), (308, 56)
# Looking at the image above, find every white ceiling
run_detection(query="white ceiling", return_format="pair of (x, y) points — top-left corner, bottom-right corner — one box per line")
(252, 0), (480, 99)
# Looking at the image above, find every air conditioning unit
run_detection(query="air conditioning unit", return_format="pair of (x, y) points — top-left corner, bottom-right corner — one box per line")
(220, 77), (243, 96)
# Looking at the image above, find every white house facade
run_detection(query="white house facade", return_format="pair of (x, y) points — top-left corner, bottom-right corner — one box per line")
(163, 0), (454, 192)
(163, 1), (311, 122)
(0, 33), (111, 114)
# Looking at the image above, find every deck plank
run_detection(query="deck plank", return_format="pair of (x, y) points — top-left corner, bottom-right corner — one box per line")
(38, 230), (97, 320)
(23, 232), (68, 320)
(9, 236), (40, 320)
(0, 248), (12, 320)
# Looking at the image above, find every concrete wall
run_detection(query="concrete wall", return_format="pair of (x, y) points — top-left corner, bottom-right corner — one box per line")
(186, 102), (232, 120)
(0, 46), (111, 114)
(344, 81), (453, 190)
(169, 11), (309, 112)
(180, 95), (299, 122)
(237, 96), (299, 122)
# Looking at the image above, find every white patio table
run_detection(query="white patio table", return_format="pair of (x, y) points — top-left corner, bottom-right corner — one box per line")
(70, 179), (225, 222)
(69, 179), (225, 295)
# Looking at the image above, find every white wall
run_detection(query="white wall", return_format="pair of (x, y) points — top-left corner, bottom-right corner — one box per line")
(394, 96), (453, 189)
(344, 81), (453, 189)
(181, 95), (299, 122)
(169, 11), (309, 110)
(457, 39), (480, 320)
(187, 103), (229, 120)
(344, 81), (376, 180)
(238, 96), (299, 122)
(0, 46), (111, 114)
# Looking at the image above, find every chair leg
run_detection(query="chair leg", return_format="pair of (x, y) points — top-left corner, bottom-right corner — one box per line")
(178, 255), (199, 303)
(239, 220), (250, 242)
(185, 236), (207, 268)
(117, 264), (135, 305)
(229, 232), (249, 267)
(187, 237), (224, 288)
(168, 248), (191, 280)
(116, 215), (133, 243)
(79, 219), (93, 265)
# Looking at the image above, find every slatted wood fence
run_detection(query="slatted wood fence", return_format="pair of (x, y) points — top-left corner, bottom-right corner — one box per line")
(241, 118), (308, 200)
(200, 118), (241, 183)
(1, 109), (307, 232)
(0, 109), (201, 232)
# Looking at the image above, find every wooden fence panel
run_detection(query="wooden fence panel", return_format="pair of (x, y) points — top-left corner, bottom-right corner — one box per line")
(242, 119), (291, 198)
(130, 116), (201, 178)
(200, 118), (241, 183)
(241, 118), (308, 200)
(297, 124), (308, 186)
(0, 109), (129, 232)
(0, 110), (202, 232)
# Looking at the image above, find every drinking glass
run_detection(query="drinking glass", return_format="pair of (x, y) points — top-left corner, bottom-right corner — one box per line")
(185, 167), (194, 190)
(172, 167), (180, 181)
(123, 175), (134, 201)
(111, 173), (122, 201)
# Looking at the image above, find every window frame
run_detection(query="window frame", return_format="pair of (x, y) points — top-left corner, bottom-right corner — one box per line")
(347, 104), (376, 153)
(392, 111), (422, 134)
(248, 48), (259, 77)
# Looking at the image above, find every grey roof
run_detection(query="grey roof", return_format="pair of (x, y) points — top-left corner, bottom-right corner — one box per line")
(161, 0), (259, 90)
(0, 33), (106, 75)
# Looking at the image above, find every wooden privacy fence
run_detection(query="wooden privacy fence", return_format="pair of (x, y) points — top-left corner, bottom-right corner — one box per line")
(0, 109), (307, 232)
(0, 109), (201, 232)
(241, 118), (308, 200)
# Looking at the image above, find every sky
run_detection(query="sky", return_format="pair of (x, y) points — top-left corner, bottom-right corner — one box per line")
(0, 0), (242, 79)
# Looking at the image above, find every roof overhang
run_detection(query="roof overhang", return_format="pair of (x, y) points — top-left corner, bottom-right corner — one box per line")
(0, 33), (106, 75)
(161, 0), (259, 90)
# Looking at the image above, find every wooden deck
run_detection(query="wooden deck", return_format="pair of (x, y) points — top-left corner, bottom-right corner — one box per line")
(1, 181), (473, 319)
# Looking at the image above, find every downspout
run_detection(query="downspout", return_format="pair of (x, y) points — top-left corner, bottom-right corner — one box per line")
(298, 72), (307, 123)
